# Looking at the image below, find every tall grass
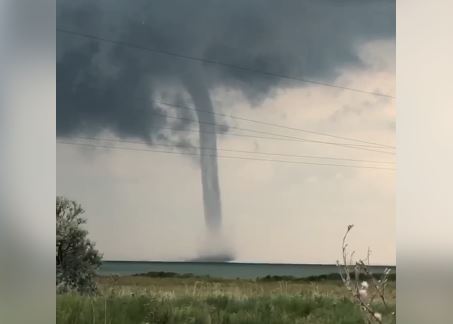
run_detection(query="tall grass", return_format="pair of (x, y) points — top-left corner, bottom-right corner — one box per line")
(57, 278), (395, 324)
(57, 293), (375, 324)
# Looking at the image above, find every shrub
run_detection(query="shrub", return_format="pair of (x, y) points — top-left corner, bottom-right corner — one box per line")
(56, 196), (102, 294)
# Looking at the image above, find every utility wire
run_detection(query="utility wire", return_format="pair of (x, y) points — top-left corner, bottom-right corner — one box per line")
(156, 100), (395, 149)
(56, 27), (395, 99)
(56, 141), (395, 170)
(161, 126), (307, 142)
(63, 136), (395, 164)
(157, 126), (395, 155)
(150, 113), (395, 154)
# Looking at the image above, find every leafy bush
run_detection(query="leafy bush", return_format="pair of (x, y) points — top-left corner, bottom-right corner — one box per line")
(56, 196), (102, 294)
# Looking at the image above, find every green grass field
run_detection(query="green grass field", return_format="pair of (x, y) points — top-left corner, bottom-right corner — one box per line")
(57, 275), (396, 324)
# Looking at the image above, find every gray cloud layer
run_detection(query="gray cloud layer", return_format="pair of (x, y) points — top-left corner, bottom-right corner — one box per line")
(57, 0), (395, 141)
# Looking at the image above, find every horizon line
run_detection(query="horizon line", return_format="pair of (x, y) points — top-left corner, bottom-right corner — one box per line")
(102, 259), (396, 267)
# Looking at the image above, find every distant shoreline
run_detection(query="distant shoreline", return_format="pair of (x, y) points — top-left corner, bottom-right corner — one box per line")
(98, 270), (396, 282)
(101, 260), (396, 268)
(98, 261), (396, 280)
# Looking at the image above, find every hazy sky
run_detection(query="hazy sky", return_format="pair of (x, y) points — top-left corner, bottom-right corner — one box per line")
(57, 0), (395, 264)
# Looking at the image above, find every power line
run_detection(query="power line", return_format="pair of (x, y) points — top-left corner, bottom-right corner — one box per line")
(56, 141), (395, 170)
(161, 125), (309, 142)
(156, 100), (395, 149)
(159, 112), (377, 147)
(151, 112), (395, 154)
(157, 126), (395, 155)
(64, 136), (395, 164)
(56, 27), (395, 99)
(163, 125), (360, 145)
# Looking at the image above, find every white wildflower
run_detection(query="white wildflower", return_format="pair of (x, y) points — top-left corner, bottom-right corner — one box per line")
(361, 281), (369, 289)
(358, 288), (368, 299)
(374, 312), (382, 321)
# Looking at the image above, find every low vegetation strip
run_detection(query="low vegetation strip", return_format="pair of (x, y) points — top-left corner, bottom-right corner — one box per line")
(126, 271), (396, 282)
(258, 272), (395, 282)
(57, 276), (395, 324)
(57, 293), (390, 324)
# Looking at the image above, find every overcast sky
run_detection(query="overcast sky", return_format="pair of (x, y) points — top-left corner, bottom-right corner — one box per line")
(57, 0), (395, 264)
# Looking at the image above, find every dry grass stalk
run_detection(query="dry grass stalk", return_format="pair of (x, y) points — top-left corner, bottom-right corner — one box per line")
(336, 225), (394, 324)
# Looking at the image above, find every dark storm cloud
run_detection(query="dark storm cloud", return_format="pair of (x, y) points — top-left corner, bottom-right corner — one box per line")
(57, 0), (395, 140)
(57, 0), (395, 258)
